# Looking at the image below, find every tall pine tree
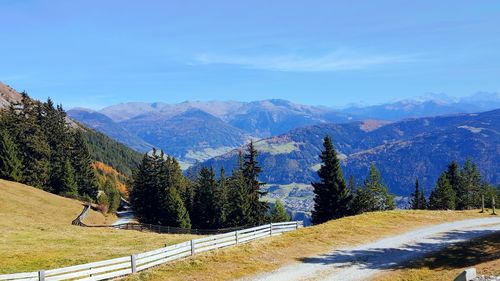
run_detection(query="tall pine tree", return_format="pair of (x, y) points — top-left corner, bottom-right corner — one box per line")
(191, 167), (218, 229)
(311, 136), (352, 224)
(460, 159), (482, 209)
(214, 167), (229, 228)
(446, 161), (463, 209)
(227, 152), (252, 227)
(71, 130), (99, 199)
(409, 179), (426, 209)
(16, 94), (51, 189)
(242, 141), (268, 226)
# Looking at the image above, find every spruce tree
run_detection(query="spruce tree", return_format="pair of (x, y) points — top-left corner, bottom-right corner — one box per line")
(243, 141), (268, 225)
(311, 136), (352, 224)
(103, 178), (120, 212)
(191, 167), (217, 229)
(410, 179), (426, 209)
(0, 127), (22, 181)
(429, 172), (456, 210)
(418, 186), (427, 210)
(156, 151), (192, 228)
(59, 159), (78, 195)
(460, 159), (482, 209)
(363, 164), (395, 211)
(227, 152), (252, 227)
(130, 152), (160, 223)
(163, 187), (191, 228)
(16, 94), (51, 189)
(270, 200), (291, 222)
(445, 161), (463, 209)
(351, 184), (375, 215)
(71, 130), (99, 199)
(214, 167), (229, 228)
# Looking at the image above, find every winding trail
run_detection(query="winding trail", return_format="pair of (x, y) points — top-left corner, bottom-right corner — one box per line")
(112, 198), (137, 226)
(245, 217), (500, 281)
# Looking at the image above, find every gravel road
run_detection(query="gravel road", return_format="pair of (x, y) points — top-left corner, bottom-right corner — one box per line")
(245, 217), (500, 281)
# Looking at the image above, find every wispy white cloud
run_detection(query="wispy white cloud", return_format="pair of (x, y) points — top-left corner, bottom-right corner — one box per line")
(190, 50), (414, 72)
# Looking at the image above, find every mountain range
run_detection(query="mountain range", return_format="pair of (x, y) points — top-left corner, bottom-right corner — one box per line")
(68, 92), (500, 167)
(196, 109), (500, 199)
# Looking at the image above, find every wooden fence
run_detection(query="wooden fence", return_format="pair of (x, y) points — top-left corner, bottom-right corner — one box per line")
(0, 221), (304, 281)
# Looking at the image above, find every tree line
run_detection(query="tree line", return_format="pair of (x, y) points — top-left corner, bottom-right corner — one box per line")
(130, 142), (290, 229)
(409, 160), (499, 210)
(0, 93), (119, 212)
(312, 135), (498, 225)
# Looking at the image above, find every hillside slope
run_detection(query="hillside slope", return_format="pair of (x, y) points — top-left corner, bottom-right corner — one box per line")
(0, 180), (199, 273)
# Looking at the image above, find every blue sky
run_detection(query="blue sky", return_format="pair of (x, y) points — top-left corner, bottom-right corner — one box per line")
(1, 0), (499, 109)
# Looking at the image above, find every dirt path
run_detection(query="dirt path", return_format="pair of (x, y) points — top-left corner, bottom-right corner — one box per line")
(245, 217), (500, 281)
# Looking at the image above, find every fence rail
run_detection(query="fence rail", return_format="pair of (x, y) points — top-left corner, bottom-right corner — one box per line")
(0, 221), (304, 281)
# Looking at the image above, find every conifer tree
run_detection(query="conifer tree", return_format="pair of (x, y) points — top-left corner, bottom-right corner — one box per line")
(0, 127), (22, 181)
(59, 159), (78, 195)
(460, 159), (482, 209)
(363, 164), (395, 211)
(191, 167), (217, 228)
(243, 141), (268, 225)
(103, 178), (120, 212)
(16, 94), (51, 189)
(154, 151), (192, 228)
(45, 100), (76, 195)
(214, 167), (229, 228)
(418, 185), (427, 209)
(410, 179), (426, 209)
(227, 152), (252, 227)
(270, 200), (291, 222)
(445, 161), (463, 209)
(311, 136), (352, 224)
(71, 130), (99, 199)
(162, 187), (191, 228)
(429, 172), (456, 210)
(131, 152), (160, 223)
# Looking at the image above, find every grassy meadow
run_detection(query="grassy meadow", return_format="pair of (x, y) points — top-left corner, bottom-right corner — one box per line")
(0, 180), (200, 274)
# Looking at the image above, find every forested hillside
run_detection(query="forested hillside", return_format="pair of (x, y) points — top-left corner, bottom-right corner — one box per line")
(0, 84), (142, 213)
(81, 127), (142, 176)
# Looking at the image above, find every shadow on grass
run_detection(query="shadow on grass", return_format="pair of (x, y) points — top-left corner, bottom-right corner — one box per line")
(298, 230), (500, 271)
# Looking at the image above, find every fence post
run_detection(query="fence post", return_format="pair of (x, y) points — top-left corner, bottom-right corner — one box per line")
(131, 255), (137, 273)
(191, 240), (195, 255)
(235, 231), (239, 244)
(296, 221), (299, 229)
(270, 223), (273, 236)
(38, 270), (45, 281)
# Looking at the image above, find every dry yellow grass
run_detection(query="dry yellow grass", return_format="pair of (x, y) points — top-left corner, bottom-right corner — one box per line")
(374, 232), (500, 281)
(0, 180), (200, 274)
(124, 210), (492, 281)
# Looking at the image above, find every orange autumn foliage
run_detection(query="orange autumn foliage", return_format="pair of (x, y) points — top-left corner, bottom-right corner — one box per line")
(91, 161), (129, 196)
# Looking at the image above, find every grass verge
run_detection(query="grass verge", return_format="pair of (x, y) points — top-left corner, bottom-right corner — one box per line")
(0, 180), (200, 274)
